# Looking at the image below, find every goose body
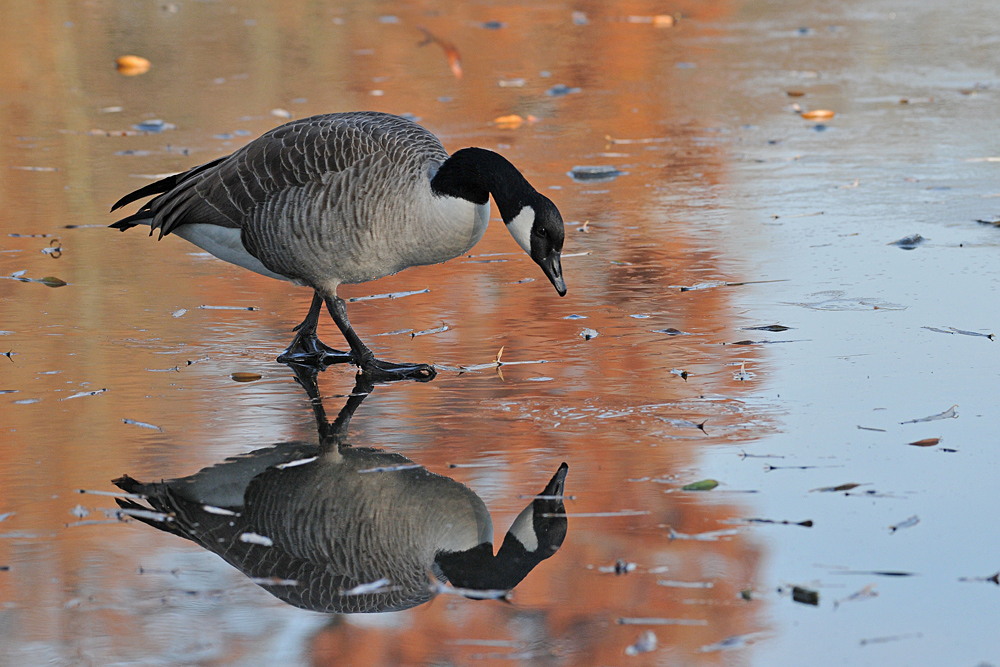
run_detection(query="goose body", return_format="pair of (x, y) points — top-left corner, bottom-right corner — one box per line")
(115, 444), (568, 613)
(113, 369), (570, 613)
(111, 112), (567, 379)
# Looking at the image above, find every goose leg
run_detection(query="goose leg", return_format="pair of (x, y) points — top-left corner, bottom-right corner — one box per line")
(276, 292), (353, 368)
(324, 294), (436, 382)
(286, 361), (374, 445)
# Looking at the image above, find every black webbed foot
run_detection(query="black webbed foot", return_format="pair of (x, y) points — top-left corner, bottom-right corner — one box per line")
(276, 333), (353, 369)
(358, 357), (436, 383)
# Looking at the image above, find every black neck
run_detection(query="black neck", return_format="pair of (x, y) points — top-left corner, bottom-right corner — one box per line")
(434, 533), (546, 591)
(431, 147), (537, 222)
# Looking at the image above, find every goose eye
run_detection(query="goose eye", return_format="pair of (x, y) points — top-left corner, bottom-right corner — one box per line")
(536, 227), (548, 238)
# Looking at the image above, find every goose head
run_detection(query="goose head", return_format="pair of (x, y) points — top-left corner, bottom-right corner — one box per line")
(504, 193), (567, 297)
(431, 147), (568, 296)
(434, 462), (569, 593)
(504, 461), (569, 557)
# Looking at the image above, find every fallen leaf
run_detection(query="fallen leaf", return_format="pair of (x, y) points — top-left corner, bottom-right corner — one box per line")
(787, 90), (805, 97)
(418, 26), (462, 78)
(889, 233), (926, 249)
(801, 109), (835, 120)
(61, 389), (107, 401)
(907, 437), (940, 447)
(811, 482), (862, 492)
(116, 55), (151, 76)
(958, 571), (1000, 585)
(37, 276), (68, 287)
(900, 405), (958, 424)
(946, 327), (993, 339)
(834, 584), (877, 609)
(889, 515), (920, 533)
(411, 324), (448, 337)
(348, 288), (429, 302)
(791, 586), (819, 605)
(742, 324), (792, 332)
(922, 326), (994, 340)
(493, 114), (524, 129)
(230, 372), (262, 382)
(700, 632), (768, 653)
(568, 165), (626, 182)
(681, 479), (718, 491)
(122, 418), (163, 432)
(744, 518), (813, 527)
(733, 361), (754, 382)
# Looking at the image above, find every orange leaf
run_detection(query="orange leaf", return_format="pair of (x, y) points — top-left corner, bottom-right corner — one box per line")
(493, 114), (524, 129)
(116, 55), (151, 76)
(801, 109), (835, 120)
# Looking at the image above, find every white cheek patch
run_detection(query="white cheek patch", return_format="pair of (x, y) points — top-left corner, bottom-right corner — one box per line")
(508, 503), (538, 552)
(506, 206), (534, 255)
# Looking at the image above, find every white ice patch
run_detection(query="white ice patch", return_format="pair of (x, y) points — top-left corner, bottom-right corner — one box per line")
(506, 205), (534, 255)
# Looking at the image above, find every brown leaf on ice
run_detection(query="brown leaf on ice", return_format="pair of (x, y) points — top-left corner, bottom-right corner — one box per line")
(801, 109), (835, 120)
(38, 276), (68, 287)
(811, 482), (862, 493)
(230, 372), (262, 382)
(493, 115), (524, 129)
(116, 55), (151, 76)
(907, 437), (940, 447)
(418, 27), (462, 78)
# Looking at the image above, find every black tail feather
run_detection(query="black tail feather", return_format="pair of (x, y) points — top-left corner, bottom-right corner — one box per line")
(109, 211), (154, 231)
(110, 175), (179, 213)
(110, 155), (228, 213)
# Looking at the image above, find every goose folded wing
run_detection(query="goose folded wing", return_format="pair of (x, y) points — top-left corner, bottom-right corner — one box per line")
(113, 115), (393, 238)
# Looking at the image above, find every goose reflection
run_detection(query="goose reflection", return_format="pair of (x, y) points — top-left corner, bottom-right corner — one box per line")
(113, 367), (569, 613)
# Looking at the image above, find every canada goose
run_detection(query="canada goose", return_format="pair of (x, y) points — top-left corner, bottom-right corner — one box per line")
(113, 371), (569, 613)
(110, 112), (567, 381)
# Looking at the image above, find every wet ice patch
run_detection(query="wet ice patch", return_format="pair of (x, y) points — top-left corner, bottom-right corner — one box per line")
(789, 291), (905, 311)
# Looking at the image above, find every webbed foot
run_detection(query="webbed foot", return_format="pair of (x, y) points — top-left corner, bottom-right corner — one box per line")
(358, 357), (436, 383)
(277, 333), (352, 369)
